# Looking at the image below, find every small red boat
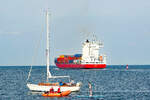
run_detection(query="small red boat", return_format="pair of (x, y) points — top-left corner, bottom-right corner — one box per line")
(42, 90), (71, 97)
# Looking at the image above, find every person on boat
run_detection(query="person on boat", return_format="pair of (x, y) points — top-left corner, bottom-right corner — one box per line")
(67, 80), (75, 86)
(88, 82), (92, 97)
(59, 81), (64, 86)
(70, 80), (75, 85)
(57, 87), (61, 93)
(50, 87), (54, 93)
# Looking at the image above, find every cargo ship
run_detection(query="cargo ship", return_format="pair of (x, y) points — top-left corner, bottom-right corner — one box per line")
(55, 38), (107, 69)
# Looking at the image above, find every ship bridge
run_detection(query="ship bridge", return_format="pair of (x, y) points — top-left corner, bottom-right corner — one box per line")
(81, 39), (106, 64)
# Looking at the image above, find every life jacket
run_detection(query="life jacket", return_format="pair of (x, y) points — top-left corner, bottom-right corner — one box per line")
(57, 88), (61, 93)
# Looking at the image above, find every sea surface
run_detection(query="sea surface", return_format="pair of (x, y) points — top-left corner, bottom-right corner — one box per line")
(1, 65), (150, 100)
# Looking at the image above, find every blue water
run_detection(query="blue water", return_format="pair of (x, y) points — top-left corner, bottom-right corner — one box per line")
(1, 65), (150, 100)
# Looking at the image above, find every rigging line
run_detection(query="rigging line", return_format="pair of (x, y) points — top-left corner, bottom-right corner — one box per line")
(26, 26), (45, 83)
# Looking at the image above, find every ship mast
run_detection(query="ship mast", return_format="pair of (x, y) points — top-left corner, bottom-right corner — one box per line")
(46, 9), (51, 81)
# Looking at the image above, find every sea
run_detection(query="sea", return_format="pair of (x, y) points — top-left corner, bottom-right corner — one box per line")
(1, 65), (150, 100)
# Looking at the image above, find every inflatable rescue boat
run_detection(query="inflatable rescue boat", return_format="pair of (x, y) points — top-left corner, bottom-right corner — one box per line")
(42, 90), (71, 97)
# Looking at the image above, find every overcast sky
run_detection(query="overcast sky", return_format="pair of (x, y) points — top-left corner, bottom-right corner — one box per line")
(0, 0), (150, 65)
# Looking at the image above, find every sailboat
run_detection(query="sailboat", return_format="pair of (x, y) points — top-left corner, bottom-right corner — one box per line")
(26, 10), (81, 92)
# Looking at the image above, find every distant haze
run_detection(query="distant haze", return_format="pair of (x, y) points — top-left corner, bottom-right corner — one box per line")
(0, 0), (150, 65)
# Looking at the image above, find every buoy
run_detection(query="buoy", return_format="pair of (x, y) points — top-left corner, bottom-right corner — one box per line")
(126, 64), (128, 70)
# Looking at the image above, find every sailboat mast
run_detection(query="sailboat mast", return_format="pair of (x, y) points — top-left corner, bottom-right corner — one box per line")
(46, 9), (51, 81)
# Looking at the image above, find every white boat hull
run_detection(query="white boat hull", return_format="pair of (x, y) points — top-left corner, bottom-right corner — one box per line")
(27, 83), (81, 92)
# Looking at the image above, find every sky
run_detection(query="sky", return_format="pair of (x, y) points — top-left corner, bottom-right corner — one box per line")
(0, 0), (150, 65)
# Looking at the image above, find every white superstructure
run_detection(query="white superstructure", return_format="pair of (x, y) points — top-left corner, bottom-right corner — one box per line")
(81, 39), (106, 64)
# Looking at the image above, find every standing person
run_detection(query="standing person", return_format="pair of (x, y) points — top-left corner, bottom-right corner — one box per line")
(88, 82), (92, 97)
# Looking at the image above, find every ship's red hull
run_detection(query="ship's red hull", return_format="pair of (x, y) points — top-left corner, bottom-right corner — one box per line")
(56, 63), (106, 69)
